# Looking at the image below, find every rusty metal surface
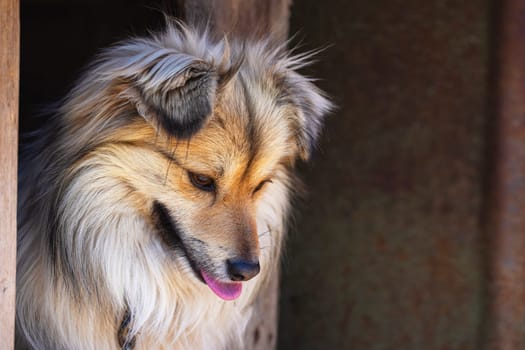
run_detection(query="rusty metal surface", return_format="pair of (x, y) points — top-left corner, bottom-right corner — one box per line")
(484, 0), (525, 349)
(279, 1), (490, 349)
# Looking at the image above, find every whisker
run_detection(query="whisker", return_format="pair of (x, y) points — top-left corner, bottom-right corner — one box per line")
(258, 228), (272, 238)
(184, 138), (191, 161)
(164, 159), (172, 186)
(258, 231), (270, 238)
(164, 137), (181, 185)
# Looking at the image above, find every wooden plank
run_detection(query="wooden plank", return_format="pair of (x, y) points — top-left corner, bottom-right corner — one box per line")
(176, 1), (290, 348)
(0, 0), (19, 348)
(485, 0), (525, 349)
(178, 0), (291, 43)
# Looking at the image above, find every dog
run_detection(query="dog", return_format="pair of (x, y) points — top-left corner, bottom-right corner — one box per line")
(16, 23), (331, 349)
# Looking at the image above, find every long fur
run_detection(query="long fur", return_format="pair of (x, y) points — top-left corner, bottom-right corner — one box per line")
(16, 23), (331, 350)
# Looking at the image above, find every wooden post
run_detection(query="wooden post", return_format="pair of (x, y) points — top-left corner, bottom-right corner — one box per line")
(177, 0), (291, 44)
(0, 0), (19, 348)
(485, 0), (525, 349)
(175, 1), (291, 348)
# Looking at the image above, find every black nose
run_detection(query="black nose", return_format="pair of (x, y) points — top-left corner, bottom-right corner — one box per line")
(227, 259), (260, 281)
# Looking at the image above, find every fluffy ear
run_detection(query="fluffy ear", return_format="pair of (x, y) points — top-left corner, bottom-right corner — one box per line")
(133, 58), (218, 139)
(284, 71), (333, 160)
(111, 47), (219, 139)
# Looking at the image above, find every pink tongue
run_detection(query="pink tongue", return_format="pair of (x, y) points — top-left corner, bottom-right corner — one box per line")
(201, 271), (242, 301)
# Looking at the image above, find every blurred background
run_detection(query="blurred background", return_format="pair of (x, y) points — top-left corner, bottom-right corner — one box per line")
(20, 0), (508, 349)
(281, 1), (491, 349)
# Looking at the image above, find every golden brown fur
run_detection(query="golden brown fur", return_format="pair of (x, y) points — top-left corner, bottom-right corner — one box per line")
(16, 23), (331, 349)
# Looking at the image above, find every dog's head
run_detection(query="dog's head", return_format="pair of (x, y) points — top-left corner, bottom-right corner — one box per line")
(57, 25), (332, 301)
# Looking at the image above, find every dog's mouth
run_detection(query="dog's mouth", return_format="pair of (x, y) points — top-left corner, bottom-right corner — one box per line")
(152, 200), (243, 301)
(200, 270), (242, 300)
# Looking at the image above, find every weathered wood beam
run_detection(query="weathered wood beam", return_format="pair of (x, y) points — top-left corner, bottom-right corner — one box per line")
(0, 0), (20, 348)
(485, 0), (525, 348)
(177, 0), (291, 43)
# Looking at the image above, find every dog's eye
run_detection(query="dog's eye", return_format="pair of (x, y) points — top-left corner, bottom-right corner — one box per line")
(253, 179), (273, 195)
(188, 172), (215, 192)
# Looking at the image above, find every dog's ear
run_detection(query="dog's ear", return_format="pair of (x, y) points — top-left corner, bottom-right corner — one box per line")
(282, 71), (333, 161)
(129, 56), (218, 139)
